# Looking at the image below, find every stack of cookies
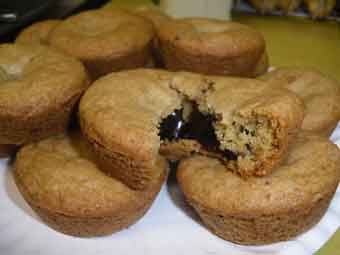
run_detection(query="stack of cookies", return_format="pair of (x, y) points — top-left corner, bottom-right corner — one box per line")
(1, 7), (339, 246)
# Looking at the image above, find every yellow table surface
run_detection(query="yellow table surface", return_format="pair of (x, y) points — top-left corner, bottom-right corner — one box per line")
(106, 1), (339, 254)
(233, 13), (340, 82)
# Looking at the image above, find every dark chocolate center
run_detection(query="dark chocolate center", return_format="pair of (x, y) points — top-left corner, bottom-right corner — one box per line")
(159, 109), (184, 141)
(159, 104), (237, 160)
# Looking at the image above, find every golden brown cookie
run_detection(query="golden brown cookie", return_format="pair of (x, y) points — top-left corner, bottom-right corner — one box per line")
(157, 18), (268, 77)
(80, 69), (303, 190)
(14, 132), (167, 237)
(48, 9), (155, 79)
(15, 20), (61, 45)
(177, 132), (340, 245)
(0, 43), (89, 145)
(260, 67), (340, 136)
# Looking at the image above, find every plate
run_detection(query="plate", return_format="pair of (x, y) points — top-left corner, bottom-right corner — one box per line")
(0, 124), (340, 255)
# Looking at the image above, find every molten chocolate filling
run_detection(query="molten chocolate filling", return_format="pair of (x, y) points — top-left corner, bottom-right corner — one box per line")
(159, 105), (237, 160)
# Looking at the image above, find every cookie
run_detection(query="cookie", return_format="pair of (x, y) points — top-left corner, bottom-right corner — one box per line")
(260, 67), (340, 136)
(177, 132), (340, 245)
(48, 9), (155, 79)
(15, 20), (61, 45)
(80, 69), (303, 190)
(157, 18), (269, 77)
(14, 132), (166, 237)
(0, 43), (89, 145)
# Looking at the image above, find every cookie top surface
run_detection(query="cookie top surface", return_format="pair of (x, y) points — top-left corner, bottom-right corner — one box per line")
(14, 132), (165, 217)
(15, 20), (61, 45)
(0, 43), (89, 117)
(48, 9), (155, 60)
(177, 132), (340, 216)
(157, 18), (265, 57)
(260, 67), (340, 136)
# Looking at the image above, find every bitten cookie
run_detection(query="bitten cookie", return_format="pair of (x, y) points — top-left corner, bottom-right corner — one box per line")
(80, 69), (303, 190)
(0, 43), (89, 145)
(14, 132), (166, 237)
(260, 67), (340, 136)
(160, 72), (304, 178)
(177, 132), (340, 245)
(15, 20), (61, 45)
(157, 18), (268, 77)
(48, 9), (155, 79)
